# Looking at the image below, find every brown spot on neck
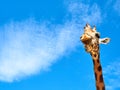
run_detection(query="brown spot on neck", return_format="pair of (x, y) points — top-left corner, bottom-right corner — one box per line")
(102, 86), (105, 90)
(97, 86), (100, 90)
(98, 65), (102, 71)
(99, 74), (103, 82)
(95, 72), (97, 81)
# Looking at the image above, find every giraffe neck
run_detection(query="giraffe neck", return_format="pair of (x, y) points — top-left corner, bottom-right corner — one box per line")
(90, 45), (105, 90)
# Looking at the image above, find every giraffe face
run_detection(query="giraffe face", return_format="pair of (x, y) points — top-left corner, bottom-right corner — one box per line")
(80, 24), (100, 45)
(80, 24), (110, 52)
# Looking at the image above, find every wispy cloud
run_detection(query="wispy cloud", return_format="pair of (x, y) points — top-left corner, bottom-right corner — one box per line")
(0, 2), (102, 82)
(67, 2), (102, 25)
(103, 60), (120, 90)
(0, 20), (81, 82)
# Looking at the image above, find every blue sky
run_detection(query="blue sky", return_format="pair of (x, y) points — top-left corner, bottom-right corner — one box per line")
(0, 0), (120, 90)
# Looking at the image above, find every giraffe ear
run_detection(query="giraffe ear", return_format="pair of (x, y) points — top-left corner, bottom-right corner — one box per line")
(93, 26), (96, 31)
(99, 38), (110, 44)
(86, 23), (91, 28)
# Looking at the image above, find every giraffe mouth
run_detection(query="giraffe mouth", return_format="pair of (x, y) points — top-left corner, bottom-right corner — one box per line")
(80, 34), (92, 44)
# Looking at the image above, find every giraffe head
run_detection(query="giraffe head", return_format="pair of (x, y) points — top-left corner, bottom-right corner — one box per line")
(80, 24), (110, 53)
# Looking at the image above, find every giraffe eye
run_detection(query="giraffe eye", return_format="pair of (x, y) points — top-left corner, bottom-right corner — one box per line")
(95, 33), (100, 38)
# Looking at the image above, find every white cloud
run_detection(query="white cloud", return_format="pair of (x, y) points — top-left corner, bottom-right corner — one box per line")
(67, 2), (102, 25)
(0, 19), (81, 82)
(103, 60), (120, 90)
(0, 2), (102, 82)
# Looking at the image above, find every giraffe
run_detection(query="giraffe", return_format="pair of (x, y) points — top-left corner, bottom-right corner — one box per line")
(80, 24), (110, 90)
